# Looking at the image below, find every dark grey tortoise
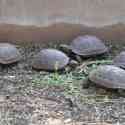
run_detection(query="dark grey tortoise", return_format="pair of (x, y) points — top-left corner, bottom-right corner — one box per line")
(32, 48), (78, 71)
(60, 35), (108, 61)
(89, 65), (125, 95)
(0, 43), (21, 64)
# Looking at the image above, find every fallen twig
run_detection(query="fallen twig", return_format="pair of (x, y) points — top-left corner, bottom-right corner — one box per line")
(76, 60), (113, 73)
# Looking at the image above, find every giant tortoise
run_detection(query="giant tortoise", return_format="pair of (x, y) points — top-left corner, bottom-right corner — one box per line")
(89, 65), (125, 95)
(0, 43), (21, 64)
(32, 48), (78, 71)
(60, 35), (108, 60)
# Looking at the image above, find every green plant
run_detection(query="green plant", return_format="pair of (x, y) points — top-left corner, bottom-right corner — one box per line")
(31, 58), (113, 103)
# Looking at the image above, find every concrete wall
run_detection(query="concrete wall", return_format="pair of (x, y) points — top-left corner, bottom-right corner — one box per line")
(0, 0), (125, 43)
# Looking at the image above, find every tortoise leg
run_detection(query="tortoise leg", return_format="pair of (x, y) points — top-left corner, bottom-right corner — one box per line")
(75, 55), (83, 63)
(65, 60), (79, 72)
(69, 60), (79, 68)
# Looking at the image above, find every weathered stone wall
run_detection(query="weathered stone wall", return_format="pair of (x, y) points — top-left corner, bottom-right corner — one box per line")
(0, 0), (125, 43)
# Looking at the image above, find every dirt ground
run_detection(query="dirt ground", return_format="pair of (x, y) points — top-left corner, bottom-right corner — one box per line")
(0, 42), (125, 125)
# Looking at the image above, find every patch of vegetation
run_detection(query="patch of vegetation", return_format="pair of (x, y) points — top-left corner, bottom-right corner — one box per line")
(31, 59), (113, 103)
(32, 71), (85, 88)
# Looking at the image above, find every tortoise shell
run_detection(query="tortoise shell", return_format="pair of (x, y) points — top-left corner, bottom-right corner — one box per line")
(89, 65), (125, 89)
(32, 49), (69, 70)
(70, 35), (108, 57)
(113, 51), (125, 69)
(0, 43), (21, 64)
